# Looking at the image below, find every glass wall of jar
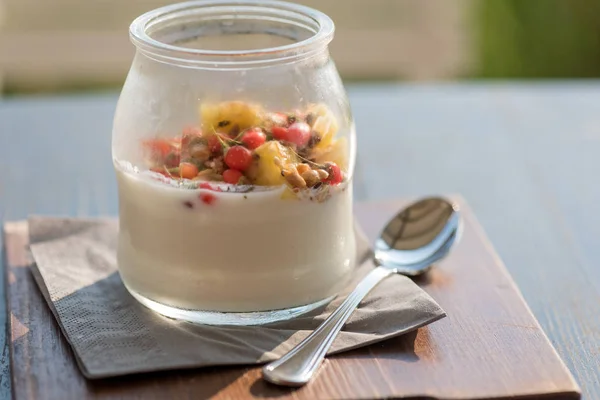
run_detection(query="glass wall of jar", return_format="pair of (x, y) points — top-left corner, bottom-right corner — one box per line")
(113, 0), (356, 325)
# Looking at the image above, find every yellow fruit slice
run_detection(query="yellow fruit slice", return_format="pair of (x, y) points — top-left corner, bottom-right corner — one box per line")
(313, 137), (348, 170)
(312, 115), (337, 150)
(253, 141), (298, 186)
(306, 103), (330, 117)
(200, 101), (262, 134)
(305, 103), (339, 151)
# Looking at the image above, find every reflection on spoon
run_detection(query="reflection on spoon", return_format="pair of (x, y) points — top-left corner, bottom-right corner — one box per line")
(375, 197), (461, 275)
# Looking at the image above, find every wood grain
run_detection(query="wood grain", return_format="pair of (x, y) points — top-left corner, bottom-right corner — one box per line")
(5, 198), (580, 399)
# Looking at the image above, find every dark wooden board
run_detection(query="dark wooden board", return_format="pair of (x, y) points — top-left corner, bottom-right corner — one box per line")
(4, 198), (580, 400)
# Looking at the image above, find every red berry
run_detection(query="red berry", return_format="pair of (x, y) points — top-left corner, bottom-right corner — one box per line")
(223, 169), (243, 184)
(200, 193), (216, 205)
(286, 122), (311, 147)
(144, 139), (172, 158)
(225, 145), (253, 171)
(271, 126), (289, 141)
(326, 162), (343, 185)
(198, 182), (222, 192)
(241, 128), (266, 150)
(179, 162), (199, 179)
(207, 135), (223, 154)
(271, 112), (290, 127)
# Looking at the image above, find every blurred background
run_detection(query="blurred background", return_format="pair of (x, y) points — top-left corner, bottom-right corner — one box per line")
(1, 0), (600, 95)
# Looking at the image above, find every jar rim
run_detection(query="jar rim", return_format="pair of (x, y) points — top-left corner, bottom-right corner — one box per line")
(129, 0), (334, 64)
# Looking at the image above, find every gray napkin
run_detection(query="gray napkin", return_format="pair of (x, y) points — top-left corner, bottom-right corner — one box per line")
(27, 216), (445, 379)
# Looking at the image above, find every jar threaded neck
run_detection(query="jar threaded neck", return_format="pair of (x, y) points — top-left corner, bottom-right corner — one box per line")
(129, 0), (334, 68)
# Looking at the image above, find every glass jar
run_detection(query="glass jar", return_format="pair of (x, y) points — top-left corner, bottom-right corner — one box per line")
(112, 0), (356, 325)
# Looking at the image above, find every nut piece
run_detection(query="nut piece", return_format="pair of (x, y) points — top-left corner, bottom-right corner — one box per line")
(205, 157), (225, 174)
(190, 144), (210, 160)
(316, 169), (329, 180)
(283, 168), (306, 188)
(301, 169), (320, 187)
(296, 163), (311, 175)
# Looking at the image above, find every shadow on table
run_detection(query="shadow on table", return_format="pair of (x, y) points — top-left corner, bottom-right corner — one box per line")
(86, 365), (248, 398)
(248, 330), (420, 398)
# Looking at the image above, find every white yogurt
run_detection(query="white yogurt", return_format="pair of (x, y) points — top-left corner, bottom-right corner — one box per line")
(115, 163), (356, 312)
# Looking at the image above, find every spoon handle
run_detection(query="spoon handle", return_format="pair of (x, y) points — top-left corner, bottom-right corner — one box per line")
(262, 266), (393, 387)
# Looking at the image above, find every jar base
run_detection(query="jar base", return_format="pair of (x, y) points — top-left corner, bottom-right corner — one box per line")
(125, 284), (335, 326)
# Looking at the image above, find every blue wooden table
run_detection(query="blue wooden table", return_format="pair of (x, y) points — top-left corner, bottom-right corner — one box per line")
(1, 83), (599, 399)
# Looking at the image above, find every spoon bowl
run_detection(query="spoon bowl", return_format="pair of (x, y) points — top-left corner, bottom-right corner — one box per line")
(375, 197), (461, 275)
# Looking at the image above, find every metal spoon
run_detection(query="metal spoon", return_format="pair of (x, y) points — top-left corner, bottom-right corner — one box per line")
(262, 197), (461, 387)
